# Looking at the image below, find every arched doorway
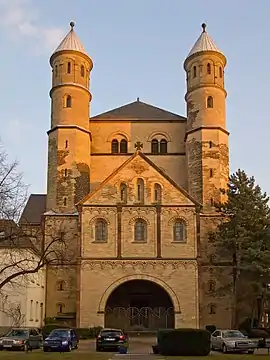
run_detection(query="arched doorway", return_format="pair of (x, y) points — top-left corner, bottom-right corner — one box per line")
(105, 280), (174, 331)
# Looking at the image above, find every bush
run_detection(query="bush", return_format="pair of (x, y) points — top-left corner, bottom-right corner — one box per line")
(248, 328), (270, 339)
(157, 328), (211, 356)
(205, 325), (216, 334)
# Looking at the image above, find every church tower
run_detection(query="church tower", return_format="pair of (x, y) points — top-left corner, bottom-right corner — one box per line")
(46, 22), (93, 212)
(184, 23), (229, 208)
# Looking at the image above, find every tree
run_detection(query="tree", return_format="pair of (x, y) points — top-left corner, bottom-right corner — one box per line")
(0, 144), (69, 292)
(213, 169), (270, 327)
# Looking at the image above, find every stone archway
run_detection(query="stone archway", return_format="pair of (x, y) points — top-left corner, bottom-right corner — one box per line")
(102, 278), (177, 331)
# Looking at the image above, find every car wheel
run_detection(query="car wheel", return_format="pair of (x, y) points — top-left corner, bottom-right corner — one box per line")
(24, 343), (29, 352)
(96, 346), (101, 352)
(67, 343), (72, 352)
(248, 350), (254, 354)
(43, 348), (48, 352)
(222, 344), (227, 353)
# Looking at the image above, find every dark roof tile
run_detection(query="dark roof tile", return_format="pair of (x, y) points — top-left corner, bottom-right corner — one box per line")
(19, 194), (46, 224)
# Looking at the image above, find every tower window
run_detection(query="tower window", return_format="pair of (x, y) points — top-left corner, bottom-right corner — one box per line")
(207, 96), (213, 108)
(173, 219), (187, 242)
(120, 183), (127, 203)
(65, 140), (68, 148)
(134, 219), (147, 242)
(209, 141), (213, 148)
(154, 183), (162, 203)
(64, 169), (68, 177)
(57, 280), (65, 291)
(63, 197), (67, 206)
(111, 139), (119, 154)
(207, 63), (211, 74)
(210, 198), (214, 206)
(57, 303), (65, 314)
(66, 95), (72, 108)
(219, 66), (223, 78)
(208, 280), (216, 292)
(81, 65), (85, 77)
(193, 66), (197, 78)
(120, 139), (128, 153)
(151, 139), (159, 154)
(67, 62), (71, 74)
(137, 178), (144, 203)
(160, 139), (168, 154)
(209, 168), (213, 177)
(95, 219), (108, 242)
(209, 304), (216, 315)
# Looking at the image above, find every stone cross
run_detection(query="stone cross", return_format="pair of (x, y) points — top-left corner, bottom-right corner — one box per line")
(134, 141), (143, 151)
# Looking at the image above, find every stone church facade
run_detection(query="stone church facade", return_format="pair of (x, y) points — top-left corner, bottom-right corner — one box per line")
(20, 22), (232, 330)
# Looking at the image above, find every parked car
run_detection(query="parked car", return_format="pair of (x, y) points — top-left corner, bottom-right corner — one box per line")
(43, 328), (78, 352)
(211, 329), (256, 353)
(0, 328), (42, 351)
(96, 328), (128, 352)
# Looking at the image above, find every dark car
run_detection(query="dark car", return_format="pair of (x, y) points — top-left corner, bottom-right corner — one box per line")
(96, 328), (128, 352)
(0, 328), (42, 351)
(43, 328), (78, 352)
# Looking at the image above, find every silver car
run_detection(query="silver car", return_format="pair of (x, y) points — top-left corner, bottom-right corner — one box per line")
(211, 329), (256, 353)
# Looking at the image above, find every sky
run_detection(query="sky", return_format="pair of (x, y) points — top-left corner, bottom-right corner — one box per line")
(0, 0), (269, 197)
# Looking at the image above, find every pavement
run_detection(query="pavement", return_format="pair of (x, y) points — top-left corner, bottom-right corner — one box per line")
(78, 337), (270, 355)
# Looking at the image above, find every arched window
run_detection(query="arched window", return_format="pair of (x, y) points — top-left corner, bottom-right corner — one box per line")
(173, 219), (187, 242)
(57, 281), (65, 291)
(207, 63), (211, 74)
(95, 219), (108, 242)
(154, 183), (162, 203)
(151, 139), (159, 154)
(209, 168), (213, 178)
(208, 280), (216, 292)
(207, 96), (213, 108)
(209, 304), (216, 315)
(137, 178), (144, 203)
(134, 219), (147, 242)
(210, 198), (214, 206)
(120, 183), (127, 203)
(63, 197), (67, 206)
(64, 169), (67, 177)
(120, 139), (128, 153)
(160, 139), (167, 154)
(66, 95), (72, 108)
(67, 62), (71, 74)
(193, 66), (197, 78)
(219, 66), (223, 78)
(65, 140), (68, 149)
(57, 303), (65, 314)
(209, 141), (213, 148)
(111, 139), (119, 154)
(81, 65), (85, 77)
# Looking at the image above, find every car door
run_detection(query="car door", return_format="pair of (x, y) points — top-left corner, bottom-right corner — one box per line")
(70, 330), (76, 348)
(211, 331), (221, 349)
(216, 331), (223, 350)
(30, 329), (39, 348)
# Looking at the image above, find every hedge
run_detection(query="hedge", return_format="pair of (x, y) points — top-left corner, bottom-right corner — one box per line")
(157, 328), (211, 356)
(42, 325), (103, 339)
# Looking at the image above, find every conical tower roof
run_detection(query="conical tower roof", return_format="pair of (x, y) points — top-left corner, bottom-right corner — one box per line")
(51, 22), (88, 61)
(186, 23), (224, 59)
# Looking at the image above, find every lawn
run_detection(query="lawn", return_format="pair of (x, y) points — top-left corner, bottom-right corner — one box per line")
(0, 352), (269, 360)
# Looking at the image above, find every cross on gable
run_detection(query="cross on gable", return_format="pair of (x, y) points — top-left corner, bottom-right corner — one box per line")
(134, 141), (143, 151)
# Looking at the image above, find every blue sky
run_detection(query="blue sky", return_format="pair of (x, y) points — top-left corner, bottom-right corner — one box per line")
(0, 0), (269, 196)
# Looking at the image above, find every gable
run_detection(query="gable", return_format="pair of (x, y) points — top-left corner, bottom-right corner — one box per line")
(91, 100), (186, 121)
(79, 152), (199, 207)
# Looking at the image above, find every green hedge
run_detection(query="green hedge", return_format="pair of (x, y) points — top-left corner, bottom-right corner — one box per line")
(157, 328), (211, 356)
(42, 325), (102, 339)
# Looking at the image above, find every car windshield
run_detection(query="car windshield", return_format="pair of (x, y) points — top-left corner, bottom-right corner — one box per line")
(50, 330), (69, 338)
(7, 329), (28, 337)
(223, 330), (244, 338)
(101, 330), (122, 337)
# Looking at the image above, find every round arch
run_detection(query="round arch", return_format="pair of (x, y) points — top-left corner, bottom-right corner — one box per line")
(107, 131), (131, 143)
(98, 274), (181, 313)
(147, 131), (172, 142)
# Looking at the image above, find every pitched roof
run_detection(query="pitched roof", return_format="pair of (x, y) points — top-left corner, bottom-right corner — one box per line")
(187, 23), (224, 58)
(91, 99), (186, 121)
(78, 151), (200, 207)
(19, 194), (47, 224)
(51, 22), (88, 58)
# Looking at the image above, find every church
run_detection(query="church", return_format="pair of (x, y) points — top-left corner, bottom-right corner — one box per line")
(20, 22), (231, 330)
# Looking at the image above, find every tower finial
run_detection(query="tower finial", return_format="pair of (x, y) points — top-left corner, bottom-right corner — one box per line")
(70, 21), (75, 30)
(201, 23), (206, 32)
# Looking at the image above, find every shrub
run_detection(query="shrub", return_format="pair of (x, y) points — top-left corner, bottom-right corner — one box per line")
(205, 325), (216, 334)
(88, 326), (103, 338)
(157, 328), (211, 356)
